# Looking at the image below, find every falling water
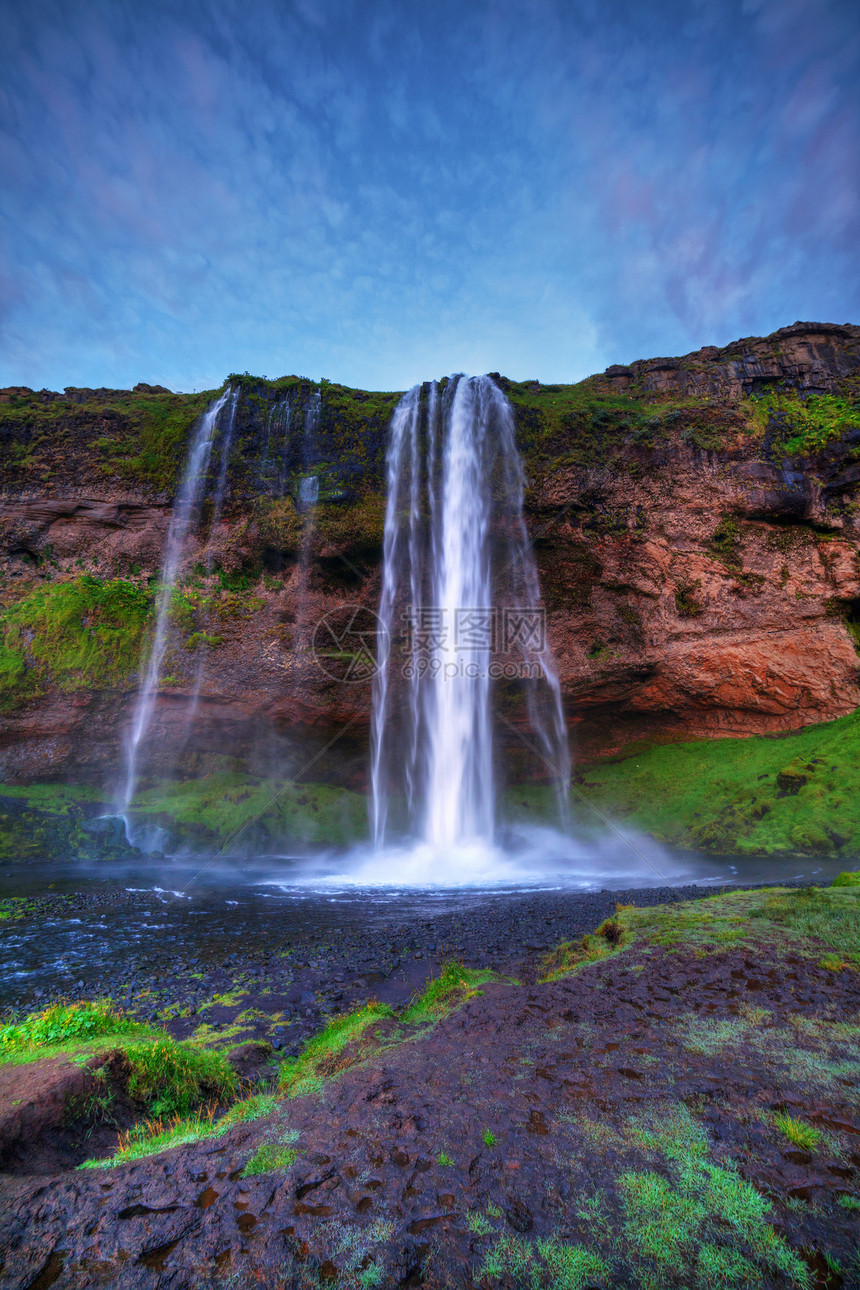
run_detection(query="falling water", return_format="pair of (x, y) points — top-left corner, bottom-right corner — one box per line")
(116, 387), (234, 821)
(258, 395), (293, 495)
(291, 388), (322, 655)
(370, 375), (570, 858)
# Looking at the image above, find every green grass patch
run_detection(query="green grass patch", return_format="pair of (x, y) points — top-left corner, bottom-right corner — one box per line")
(0, 576), (152, 708)
(82, 1092), (278, 1167)
(772, 1112), (821, 1151)
(278, 1002), (394, 1096)
(480, 1233), (607, 1289)
(242, 1140), (301, 1176)
(0, 1000), (148, 1060)
(616, 1105), (810, 1288)
(544, 887), (860, 980)
(122, 1035), (237, 1117)
(401, 961), (501, 1024)
(511, 707), (860, 857)
(541, 919), (625, 982)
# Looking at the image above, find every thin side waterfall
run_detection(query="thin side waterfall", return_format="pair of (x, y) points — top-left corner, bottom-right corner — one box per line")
(116, 387), (233, 819)
(291, 388), (322, 654)
(370, 375), (570, 857)
(259, 394), (293, 494)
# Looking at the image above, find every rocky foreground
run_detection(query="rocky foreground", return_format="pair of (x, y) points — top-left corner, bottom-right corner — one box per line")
(0, 885), (858, 1289)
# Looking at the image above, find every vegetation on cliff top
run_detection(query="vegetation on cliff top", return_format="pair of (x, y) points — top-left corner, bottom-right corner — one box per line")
(0, 387), (217, 490)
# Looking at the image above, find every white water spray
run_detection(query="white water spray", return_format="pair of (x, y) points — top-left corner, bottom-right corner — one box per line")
(370, 376), (570, 864)
(116, 387), (233, 819)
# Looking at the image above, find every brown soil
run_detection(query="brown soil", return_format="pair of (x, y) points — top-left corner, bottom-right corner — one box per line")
(0, 1052), (139, 1176)
(1, 944), (858, 1288)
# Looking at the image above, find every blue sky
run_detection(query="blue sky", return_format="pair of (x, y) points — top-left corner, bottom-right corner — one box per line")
(1, 0), (857, 392)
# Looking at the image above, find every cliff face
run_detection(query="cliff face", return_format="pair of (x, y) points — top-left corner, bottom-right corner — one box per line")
(1, 322), (859, 791)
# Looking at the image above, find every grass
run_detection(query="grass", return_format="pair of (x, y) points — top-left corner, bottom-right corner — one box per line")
(436, 1150), (454, 1167)
(1, 999), (237, 1122)
(122, 1035), (237, 1117)
(242, 1139), (301, 1176)
(81, 1092), (278, 1167)
(278, 1001), (393, 1096)
(0, 1000), (149, 1060)
(617, 1105), (811, 1288)
(510, 706), (860, 857)
(541, 919), (625, 981)
(480, 1234), (607, 1289)
(772, 1112), (821, 1151)
(401, 961), (501, 1024)
(542, 886), (860, 980)
(487, 1103), (819, 1289)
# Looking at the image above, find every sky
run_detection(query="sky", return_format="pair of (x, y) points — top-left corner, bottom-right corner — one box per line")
(0, 0), (858, 393)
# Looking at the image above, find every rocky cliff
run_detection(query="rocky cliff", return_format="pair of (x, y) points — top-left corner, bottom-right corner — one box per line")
(1, 322), (859, 809)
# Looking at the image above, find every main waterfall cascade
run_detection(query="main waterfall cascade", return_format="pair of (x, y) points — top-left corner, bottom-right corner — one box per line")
(369, 375), (571, 869)
(116, 386), (237, 829)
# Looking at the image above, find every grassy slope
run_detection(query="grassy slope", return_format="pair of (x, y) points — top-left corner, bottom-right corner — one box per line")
(506, 707), (860, 857)
(576, 709), (860, 857)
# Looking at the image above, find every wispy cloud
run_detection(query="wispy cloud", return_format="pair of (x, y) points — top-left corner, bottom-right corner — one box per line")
(0, 0), (857, 391)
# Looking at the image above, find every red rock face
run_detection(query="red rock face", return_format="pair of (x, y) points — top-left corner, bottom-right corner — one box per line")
(1, 322), (860, 783)
(535, 447), (860, 757)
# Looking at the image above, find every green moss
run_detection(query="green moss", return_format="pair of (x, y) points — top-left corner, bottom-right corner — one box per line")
(674, 579), (702, 617)
(184, 631), (223, 649)
(833, 869), (860, 887)
(0, 575), (152, 708)
(129, 774), (369, 850)
(749, 390), (860, 456)
(552, 708), (860, 857)
(708, 515), (743, 567)
(0, 388), (217, 490)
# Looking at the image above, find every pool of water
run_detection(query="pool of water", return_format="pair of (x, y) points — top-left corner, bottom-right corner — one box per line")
(0, 843), (848, 1008)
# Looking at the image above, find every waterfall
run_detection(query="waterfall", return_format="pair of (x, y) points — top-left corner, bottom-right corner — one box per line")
(258, 394), (293, 494)
(370, 375), (570, 856)
(116, 387), (233, 820)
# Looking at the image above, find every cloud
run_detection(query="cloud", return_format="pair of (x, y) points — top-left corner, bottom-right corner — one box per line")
(0, 0), (857, 390)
